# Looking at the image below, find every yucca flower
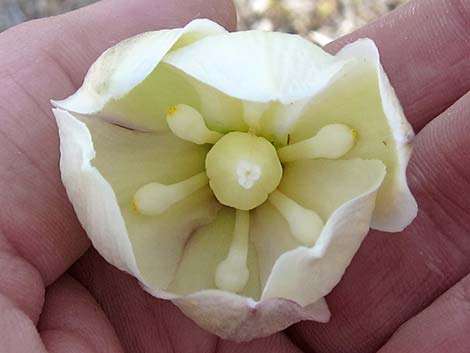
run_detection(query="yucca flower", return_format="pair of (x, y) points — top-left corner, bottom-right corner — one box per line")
(52, 19), (417, 341)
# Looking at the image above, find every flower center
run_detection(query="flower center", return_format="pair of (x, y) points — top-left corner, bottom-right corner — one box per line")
(131, 104), (360, 293)
(205, 132), (283, 210)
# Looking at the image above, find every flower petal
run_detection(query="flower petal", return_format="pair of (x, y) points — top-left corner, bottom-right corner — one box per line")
(250, 203), (303, 289)
(54, 108), (141, 279)
(261, 159), (386, 305)
(53, 19), (227, 131)
(164, 30), (349, 104)
(54, 108), (220, 290)
(172, 292), (330, 342)
(290, 38), (417, 232)
(168, 208), (260, 299)
(182, 76), (248, 133)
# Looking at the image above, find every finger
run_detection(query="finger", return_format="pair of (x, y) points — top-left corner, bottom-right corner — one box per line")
(289, 90), (470, 352)
(326, 0), (470, 131)
(217, 335), (303, 353)
(0, 291), (47, 353)
(0, 0), (236, 286)
(2, 0), (237, 91)
(71, 249), (303, 353)
(38, 275), (124, 353)
(378, 273), (470, 353)
(71, 249), (218, 353)
(0, 237), (44, 323)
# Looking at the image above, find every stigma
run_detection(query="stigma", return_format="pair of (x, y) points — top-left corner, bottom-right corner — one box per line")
(205, 132), (283, 210)
(237, 161), (262, 189)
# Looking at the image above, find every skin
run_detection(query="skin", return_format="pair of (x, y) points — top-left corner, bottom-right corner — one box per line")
(0, 0), (469, 352)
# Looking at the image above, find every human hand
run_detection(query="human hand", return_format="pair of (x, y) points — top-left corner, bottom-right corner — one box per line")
(1, 1), (469, 352)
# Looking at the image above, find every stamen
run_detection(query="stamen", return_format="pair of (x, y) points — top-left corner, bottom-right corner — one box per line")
(215, 210), (250, 293)
(133, 172), (208, 215)
(166, 104), (223, 144)
(268, 190), (323, 246)
(277, 124), (356, 162)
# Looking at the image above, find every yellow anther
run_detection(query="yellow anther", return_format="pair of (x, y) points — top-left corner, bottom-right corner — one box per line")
(131, 198), (139, 213)
(167, 104), (223, 145)
(352, 128), (359, 142)
(167, 105), (177, 116)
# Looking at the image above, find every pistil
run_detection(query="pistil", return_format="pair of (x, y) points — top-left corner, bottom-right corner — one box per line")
(277, 124), (356, 162)
(268, 190), (323, 246)
(167, 104), (223, 144)
(205, 132), (283, 210)
(133, 172), (208, 215)
(215, 209), (250, 293)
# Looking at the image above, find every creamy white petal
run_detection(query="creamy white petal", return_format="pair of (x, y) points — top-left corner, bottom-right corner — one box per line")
(168, 208), (260, 299)
(338, 39), (417, 232)
(54, 108), (141, 279)
(250, 203), (303, 289)
(172, 292), (330, 342)
(261, 159), (386, 305)
(256, 97), (312, 145)
(53, 19), (226, 131)
(122, 189), (219, 289)
(54, 108), (220, 289)
(184, 76), (248, 133)
(290, 39), (417, 232)
(164, 30), (350, 104)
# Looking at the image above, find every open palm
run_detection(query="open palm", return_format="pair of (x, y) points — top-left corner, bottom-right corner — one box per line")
(1, 0), (470, 352)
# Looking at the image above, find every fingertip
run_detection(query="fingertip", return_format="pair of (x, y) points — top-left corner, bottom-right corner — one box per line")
(211, 0), (238, 31)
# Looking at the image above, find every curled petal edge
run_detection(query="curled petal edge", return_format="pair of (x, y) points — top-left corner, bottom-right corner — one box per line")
(170, 291), (330, 342)
(52, 19), (226, 117)
(54, 108), (142, 280)
(337, 38), (417, 232)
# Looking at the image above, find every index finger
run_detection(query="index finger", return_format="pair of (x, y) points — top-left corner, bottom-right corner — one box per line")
(326, 0), (470, 131)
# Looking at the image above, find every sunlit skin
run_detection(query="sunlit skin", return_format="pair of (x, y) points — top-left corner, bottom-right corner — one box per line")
(1, 0), (470, 352)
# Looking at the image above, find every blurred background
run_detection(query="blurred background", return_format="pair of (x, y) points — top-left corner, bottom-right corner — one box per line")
(0, 0), (409, 44)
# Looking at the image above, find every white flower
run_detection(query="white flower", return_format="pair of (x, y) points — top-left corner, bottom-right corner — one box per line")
(52, 19), (417, 341)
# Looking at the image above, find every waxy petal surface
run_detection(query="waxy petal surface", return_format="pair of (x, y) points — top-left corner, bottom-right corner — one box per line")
(291, 39), (417, 232)
(262, 159), (387, 305)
